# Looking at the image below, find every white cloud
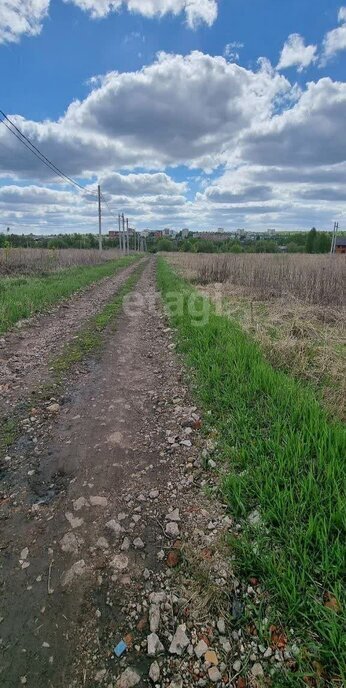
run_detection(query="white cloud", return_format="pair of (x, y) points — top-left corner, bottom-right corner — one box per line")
(0, 0), (49, 44)
(321, 7), (346, 63)
(63, 0), (218, 27)
(277, 33), (317, 72)
(224, 41), (244, 62)
(99, 171), (187, 196)
(0, 0), (217, 46)
(338, 6), (346, 22)
(0, 52), (292, 178)
(241, 78), (346, 167)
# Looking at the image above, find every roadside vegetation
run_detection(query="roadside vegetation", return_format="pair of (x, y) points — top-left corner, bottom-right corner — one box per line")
(168, 253), (346, 421)
(158, 258), (345, 686)
(0, 247), (123, 275)
(0, 255), (138, 334)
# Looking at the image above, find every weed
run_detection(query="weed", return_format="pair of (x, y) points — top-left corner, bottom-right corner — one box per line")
(157, 258), (346, 685)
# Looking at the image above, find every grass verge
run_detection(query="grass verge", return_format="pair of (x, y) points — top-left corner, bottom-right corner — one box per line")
(0, 255), (138, 334)
(157, 258), (345, 685)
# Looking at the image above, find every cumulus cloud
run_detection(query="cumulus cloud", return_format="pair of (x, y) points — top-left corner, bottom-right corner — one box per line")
(321, 7), (346, 64)
(0, 0), (49, 44)
(63, 0), (218, 26)
(201, 184), (272, 204)
(99, 171), (187, 196)
(0, 0), (217, 46)
(241, 78), (346, 167)
(277, 33), (317, 72)
(0, 52), (292, 179)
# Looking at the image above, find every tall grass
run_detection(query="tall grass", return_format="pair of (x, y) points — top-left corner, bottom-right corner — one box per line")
(0, 248), (123, 276)
(0, 256), (137, 334)
(168, 253), (346, 307)
(157, 258), (346, 685)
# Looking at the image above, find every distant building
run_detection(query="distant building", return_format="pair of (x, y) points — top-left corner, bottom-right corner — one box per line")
(182, 228), (189, 239)
(266, 228), (276, 236)
(335, 238), (346, 254)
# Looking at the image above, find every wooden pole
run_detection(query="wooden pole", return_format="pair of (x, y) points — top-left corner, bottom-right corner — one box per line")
(98, 185), (102, 252)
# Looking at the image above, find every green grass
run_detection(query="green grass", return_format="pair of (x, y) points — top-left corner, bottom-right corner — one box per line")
(0, 256), (138, 334)
(157, 259), (346, 685)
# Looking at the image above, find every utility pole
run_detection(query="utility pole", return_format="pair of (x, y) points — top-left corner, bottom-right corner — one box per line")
(330, 221), (339, 254)
(122, 214), (126, 254)
(126, 218), (130, 254)
(118, 214), (122, 252)
(98, 185), (102, 252)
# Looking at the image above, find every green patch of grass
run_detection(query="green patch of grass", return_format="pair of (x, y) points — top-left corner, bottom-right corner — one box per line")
(157, 258), (346, 685)
(52, 265), (143, 378)
(0, 256), (138, 334)
(0, 417), (18, 452)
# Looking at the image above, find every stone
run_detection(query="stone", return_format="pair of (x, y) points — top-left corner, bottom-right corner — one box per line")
(165, 522), (179, 538)
(110, 554), (129, 571)
(169, 624), (189, 656)
(217, 618), (225, 634)
(133, 537), (145, 550)
(149, 661), (160, 683)
(169, 678), (183, 688)
(20, 548), (29, 561)
(195, 639), (208, 659)
(96, 537), (109, 550)
(263, 647), (273, 658)
(94, 669), (107, 682)
(149, 490), (159, 499)
(248, 509), (261, 526)
(251, 663), (264, 677)
(149, 592), (166, 604)
(73, 497), (88, 511)
(165, 508), (181, 522)
(147, 633), (164, 657)
(205, 650), (218, 665)
(106, 520), (123, 536)
(47, 403), (60, 413)
(232, 660), (242, 672)
(65, 512), (84, 529)
(166, 550), (180, 568)
(149, 604), (160, 633)
(121, 537), (131, 551)
(90, 496), (108, 507)
(208, 667), (221, 682)
(116, 668), (141, 688)
(60, 532), (79, 554)
(61, 560), (86, 587)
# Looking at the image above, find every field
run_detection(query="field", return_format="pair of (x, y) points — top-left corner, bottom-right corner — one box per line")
(159, 254), (345, 685)
(0, 247), (122, 276)
(0, 249), (137, 333)
(167, 252), (346, 421)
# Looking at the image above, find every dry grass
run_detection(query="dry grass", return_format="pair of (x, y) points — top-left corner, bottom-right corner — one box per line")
(168, 252), (345, 307)
(166, 253), (346, 421)
(0, 247), (122, 276)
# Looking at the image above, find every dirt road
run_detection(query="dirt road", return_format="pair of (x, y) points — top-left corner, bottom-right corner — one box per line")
(0, 258), (259, 688)
(0, 259), (140, 414)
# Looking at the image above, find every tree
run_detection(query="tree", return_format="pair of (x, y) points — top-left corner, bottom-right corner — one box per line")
(156, 238), (173, 252)
(306, 227), (317, 253)
(315, 232), (331, 253)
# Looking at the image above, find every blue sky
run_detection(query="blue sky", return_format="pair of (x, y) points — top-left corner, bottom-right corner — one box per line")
(0, 0), (345, 234)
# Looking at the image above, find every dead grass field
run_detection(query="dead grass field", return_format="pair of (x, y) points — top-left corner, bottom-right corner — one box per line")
(166, 252), (346, 420)
(0, 247), (122, 276)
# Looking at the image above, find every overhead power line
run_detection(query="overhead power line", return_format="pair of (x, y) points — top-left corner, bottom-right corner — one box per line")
(0, 109), (98, 198)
